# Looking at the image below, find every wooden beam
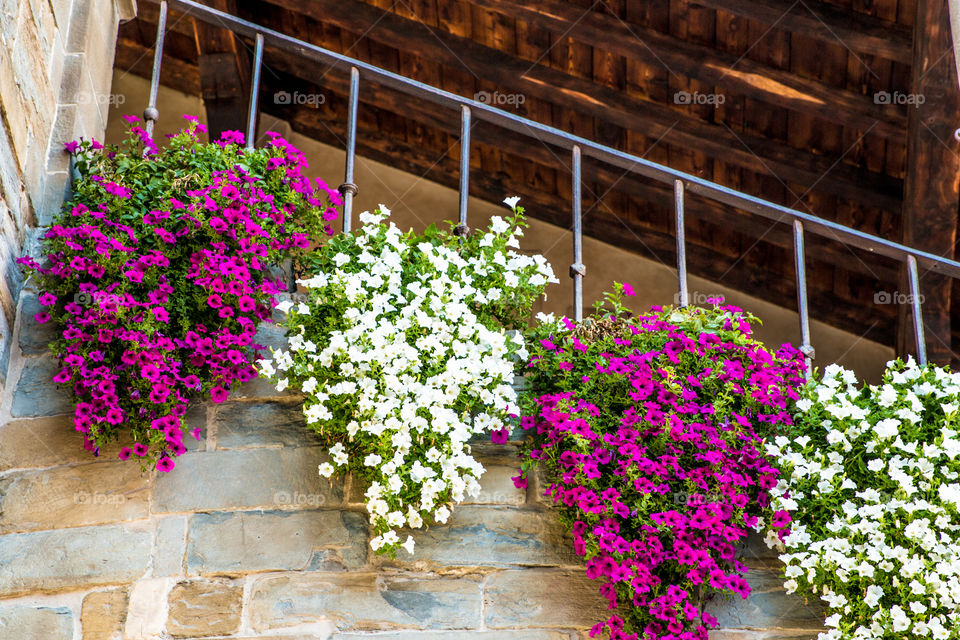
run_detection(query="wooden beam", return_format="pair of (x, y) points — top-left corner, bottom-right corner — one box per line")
(689, 0), (913, 63)
(896, 0), (960, 364)
(257, 42), (899, 283)
(114, 36), (201, 94)
(192, 0), (250, 140)
(468, 0), (906, 138)
(260, 0), (903, 213)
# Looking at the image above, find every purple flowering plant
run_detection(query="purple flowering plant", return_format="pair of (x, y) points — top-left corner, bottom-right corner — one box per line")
(514, 284), (805, 640)
(17, 115), (340, 472)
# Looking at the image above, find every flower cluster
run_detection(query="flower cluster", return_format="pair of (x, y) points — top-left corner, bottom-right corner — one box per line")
(258, 200), (556, 555)
(18, 116), (339, 471)
(518, 286), (805, 640)
(768, 359), (960, 640)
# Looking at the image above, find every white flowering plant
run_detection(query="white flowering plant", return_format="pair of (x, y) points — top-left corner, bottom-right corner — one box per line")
(257, 200), (557, 556)
(766, 358), (960, 640)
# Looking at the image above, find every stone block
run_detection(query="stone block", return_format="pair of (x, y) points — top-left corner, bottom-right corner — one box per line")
(49, 0), (72, 30)
(705, 569), (826, 630)
(214, 399), (316, 449)
(183, 403), (207, 452)
(38, 169), (71, 225)
(153, 515), (187, 577)
(463, 464), (526, 506)
(46, 104), (78, 173)
(0, 416), (123, 472)
(0, 523), (151, 596)
(0, 606), (72, 639)
(248, 572), (481, 632)
(17, 291), (59, 354)
(383, 506), (576, 568)
(12, 355), (73, 417)
(186, 510), (367, 574)
(484, 569), (608, 629)
(152, 447), (342, 513)
(0, 460), (150, 533)
(81, 587), (130, 640)
(64, 0), (90, 53)
(58, 51), (83, 103)
(167, 578), (243, 638)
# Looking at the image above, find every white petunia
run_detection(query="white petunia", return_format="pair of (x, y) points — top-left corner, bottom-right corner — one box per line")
(502, 195), (521, 209)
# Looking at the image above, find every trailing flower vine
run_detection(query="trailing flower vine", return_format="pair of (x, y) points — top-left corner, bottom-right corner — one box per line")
(18, 116), (339, 471)
(517, 286), (805, 640)
(768, 359), (960, 640)
(258, 200), (557, 555)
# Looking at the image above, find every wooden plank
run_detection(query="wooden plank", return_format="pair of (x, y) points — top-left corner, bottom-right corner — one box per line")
(687, 0), (912, 63)
(896, 0), (960, 363)
(259, 0), (903, 212)
(255, 42), (898, 281)
(192, 0), (250, 140)
(467, 0), (905, 138)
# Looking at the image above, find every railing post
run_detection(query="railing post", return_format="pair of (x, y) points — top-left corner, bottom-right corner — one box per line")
(339, 66), (360, 232)
(143, 0), (168, 141)
(245, 33), (264, 151)
(674, 180), (689, 308)
(907, 254), (928, 366)
(570, 145), (585, 322)
(455, 105), (471, 238)
(793, 221), (815, 378)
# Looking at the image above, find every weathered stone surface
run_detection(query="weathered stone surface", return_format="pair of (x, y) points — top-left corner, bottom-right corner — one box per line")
(384, 507), (576, 568)
(0, 606), (73, 639)
(18, 292), (58, 354)
(186, 510), (367, 574)
(463, 465), (526, 506)
(183, 403), (207, 452)
(214, 400), (317, 449)
(0, 460), (150, 533)
(154, 515), (187, 577)
(153, 447), (342, 513)
(238, 324), (295, 398)
(249, 572), (481, 632)
(167, 578), (242, 638)
(0, 524), (151, 596)
(81, 587), (130, 640)
(334, 632), (571, 640)
(706, 570), (827, 630)
(11, 355), (72, 417)
(0, 416), (122, 472)
(484, 569), (608, 629)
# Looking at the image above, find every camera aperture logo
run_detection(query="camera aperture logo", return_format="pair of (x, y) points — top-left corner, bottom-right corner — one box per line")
(474, 91), (526, 106)
(273, 491), (326, 507)
(75, 491), (126, 506)
(874, 291), (924, 305)
(274, 91), (326, 106)
(674, 90), (725, 105)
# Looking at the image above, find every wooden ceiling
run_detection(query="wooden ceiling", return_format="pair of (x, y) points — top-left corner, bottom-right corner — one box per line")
(114, 0), (960, 362)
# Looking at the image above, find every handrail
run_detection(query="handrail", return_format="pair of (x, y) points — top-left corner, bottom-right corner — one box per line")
(140, 0), (955, 370)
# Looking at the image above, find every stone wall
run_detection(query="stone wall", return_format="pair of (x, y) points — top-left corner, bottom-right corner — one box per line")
(0, 296), (828, 640)
(0, 0), (135, 391)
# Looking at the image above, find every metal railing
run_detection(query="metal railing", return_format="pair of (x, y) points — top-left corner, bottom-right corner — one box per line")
(141, 0), (960, 374)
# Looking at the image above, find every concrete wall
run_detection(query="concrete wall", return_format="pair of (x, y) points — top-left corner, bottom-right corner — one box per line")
(0, 0), (135, 391)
